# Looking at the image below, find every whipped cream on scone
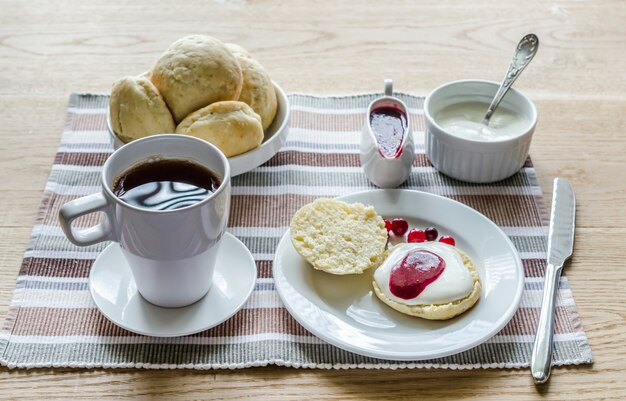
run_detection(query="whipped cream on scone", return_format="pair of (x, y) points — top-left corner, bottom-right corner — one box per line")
(374, 242), (473, 305)
(373, 242), (481, 320)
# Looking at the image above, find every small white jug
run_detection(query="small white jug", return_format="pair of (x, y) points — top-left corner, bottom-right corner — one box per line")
(360, 79), (415, 188)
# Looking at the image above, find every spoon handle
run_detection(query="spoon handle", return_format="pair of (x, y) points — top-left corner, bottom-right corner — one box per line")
(482, 34), (539, 125)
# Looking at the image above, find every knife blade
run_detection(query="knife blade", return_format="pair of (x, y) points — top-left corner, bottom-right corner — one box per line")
(530, 178), (576, 384)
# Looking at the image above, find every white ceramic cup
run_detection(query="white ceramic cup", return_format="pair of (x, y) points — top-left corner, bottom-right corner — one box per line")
(59, 134), (231, 308)
(360, 79), (415, 188)
(424, 79), (537, 183)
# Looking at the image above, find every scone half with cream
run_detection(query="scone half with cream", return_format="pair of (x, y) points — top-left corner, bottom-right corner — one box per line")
(373, 242), (481, 320)
(290, 199), (387, 275)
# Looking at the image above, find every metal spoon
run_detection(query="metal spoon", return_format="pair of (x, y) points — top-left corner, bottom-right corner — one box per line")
(482, 34), (539, 125)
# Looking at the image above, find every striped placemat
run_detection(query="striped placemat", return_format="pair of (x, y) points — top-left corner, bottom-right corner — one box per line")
(0, 93), (592, 369)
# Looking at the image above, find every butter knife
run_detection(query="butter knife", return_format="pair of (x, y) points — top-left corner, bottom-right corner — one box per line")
(530, 178), (576, 383)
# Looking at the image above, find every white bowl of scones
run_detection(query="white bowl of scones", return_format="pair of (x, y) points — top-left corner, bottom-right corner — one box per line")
(106, 35), (290, 176)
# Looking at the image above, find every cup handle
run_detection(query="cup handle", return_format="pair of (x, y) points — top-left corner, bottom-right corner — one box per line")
(59, 192), (115, 246)
(384, 79), (393, 96)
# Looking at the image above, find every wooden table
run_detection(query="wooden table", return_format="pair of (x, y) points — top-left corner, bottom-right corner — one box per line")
(1, 0), (625, 399)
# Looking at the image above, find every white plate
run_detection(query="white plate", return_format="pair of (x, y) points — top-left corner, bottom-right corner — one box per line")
(273, 189), (524, 360)
(90, 233), (257, 337)
(107, 81), (290, 177)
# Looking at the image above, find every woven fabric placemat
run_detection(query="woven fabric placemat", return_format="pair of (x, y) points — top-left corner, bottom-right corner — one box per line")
(0, 93), (592, 369)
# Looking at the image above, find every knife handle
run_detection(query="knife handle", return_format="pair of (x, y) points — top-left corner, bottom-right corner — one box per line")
(530, 263), (562, 383)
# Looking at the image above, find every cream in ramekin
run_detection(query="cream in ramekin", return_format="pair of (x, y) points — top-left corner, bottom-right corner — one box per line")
(424, 80), (537, 183)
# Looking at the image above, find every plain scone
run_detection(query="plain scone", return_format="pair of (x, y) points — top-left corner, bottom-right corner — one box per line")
(225, 43), (252, 59)
(109, 76), (176, 143)
(226, 44), (277, 130)
(150, 35), (243, 123)
(372, 246), (482, 320)
(290, 199), (388, 275)
(175, 101), (264, 157)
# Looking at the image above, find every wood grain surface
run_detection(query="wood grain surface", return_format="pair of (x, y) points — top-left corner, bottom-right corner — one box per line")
(1, 0), (625, 399)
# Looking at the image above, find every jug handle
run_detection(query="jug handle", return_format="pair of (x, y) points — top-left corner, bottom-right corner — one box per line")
(384, 79), (393, 96)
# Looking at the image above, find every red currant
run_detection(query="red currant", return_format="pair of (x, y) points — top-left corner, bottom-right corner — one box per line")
(439, 235), (456, 246)
(424, 227), (438, 241)
(391, 218), (409, 236)
(407, 229), (426, 243)
(384, 219), (392, 233)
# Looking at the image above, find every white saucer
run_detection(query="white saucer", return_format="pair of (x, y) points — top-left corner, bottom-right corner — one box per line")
(273, 189), (524, 360)
(89, 233), (257, 337)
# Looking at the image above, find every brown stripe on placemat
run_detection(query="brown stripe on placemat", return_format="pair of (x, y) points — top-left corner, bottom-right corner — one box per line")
(19, 258), (94, 278)
(19, 259), (272, 280)
(522, 157), (534, 168)
(230, 194), (317, 228)
(18, 256), (545, 280)
(257, 260), (273, 278)
(262, 152), (360, 167)
(523, 259), (547, 278)
(54, 152), (111, 166)
(261, 151), (432, 168)
(11, 307), (133, 337)
(9, 305), (578, 338)
(413, 153), (433, 167)
(495, 306), (583, 336)
(35, 192), (539, 231)
(228, 194), (545, 228)
(10, 307), (311, 337)
(196, 308), (312, 338)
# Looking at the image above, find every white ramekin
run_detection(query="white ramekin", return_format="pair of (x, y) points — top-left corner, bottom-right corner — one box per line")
(424, 80), (537, 183)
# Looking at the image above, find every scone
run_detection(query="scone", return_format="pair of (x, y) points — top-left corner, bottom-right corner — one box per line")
(225, 43), (252, 59)
(234, 53), (278, 130)
(109, 76), (176, 143)
(175, 101), (264, 157)
(372, 242), (481, 320)
(290, 199), (388, 275)
(150, 35), (243, 123)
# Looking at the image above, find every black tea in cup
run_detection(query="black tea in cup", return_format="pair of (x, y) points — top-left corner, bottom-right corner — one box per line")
(112, 158), (221, 211)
